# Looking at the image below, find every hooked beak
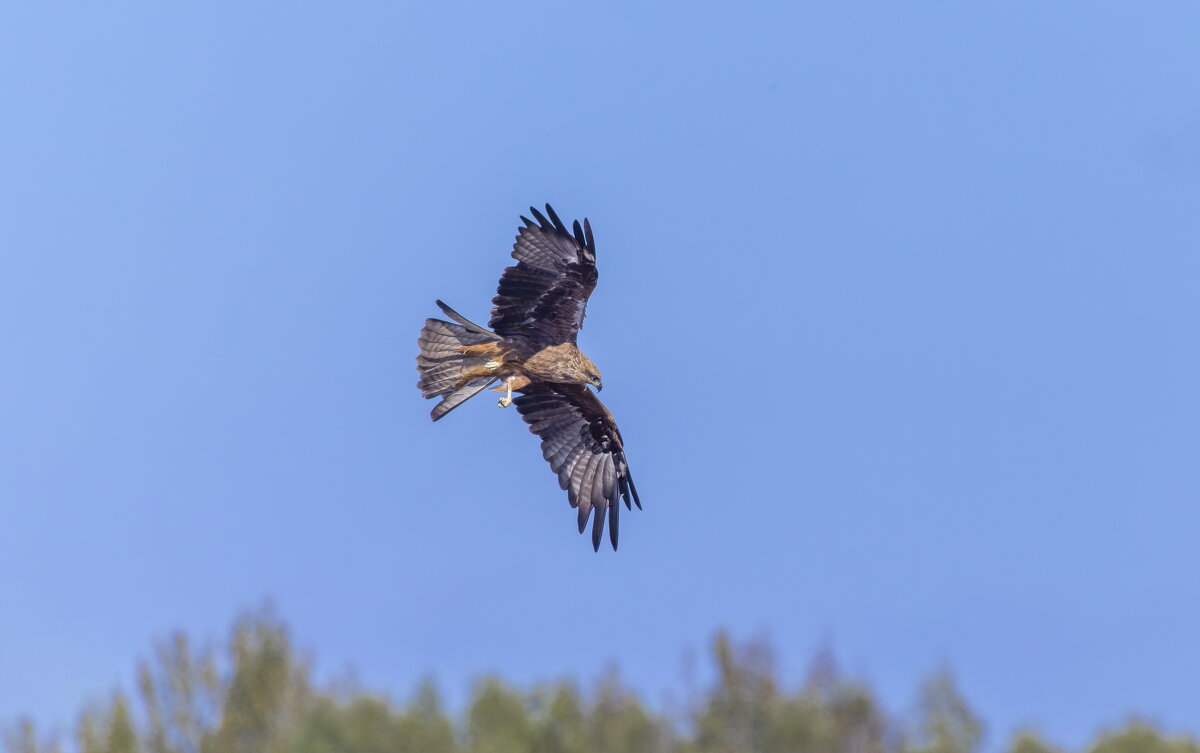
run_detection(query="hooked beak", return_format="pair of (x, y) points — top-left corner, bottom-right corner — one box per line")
(596, 382), (603, 392)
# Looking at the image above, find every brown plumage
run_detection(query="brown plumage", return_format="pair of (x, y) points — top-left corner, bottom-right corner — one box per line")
(415, 204), (641, 550)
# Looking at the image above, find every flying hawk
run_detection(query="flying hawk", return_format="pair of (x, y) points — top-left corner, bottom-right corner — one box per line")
(416, 204), (641, 550)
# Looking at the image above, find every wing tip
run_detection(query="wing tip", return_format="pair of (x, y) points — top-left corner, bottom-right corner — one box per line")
(627, 472), (642, 510)
(591, 505), (606, 551)
(544, 203), (566, 233)
(609, 496), (619, 551)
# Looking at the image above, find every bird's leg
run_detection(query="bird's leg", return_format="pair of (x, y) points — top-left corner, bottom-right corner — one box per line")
(497, 377), (514, 408)
(453, 363), (499, 390)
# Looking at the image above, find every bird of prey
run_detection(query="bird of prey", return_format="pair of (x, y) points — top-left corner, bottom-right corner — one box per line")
(416, 204), (641, 550)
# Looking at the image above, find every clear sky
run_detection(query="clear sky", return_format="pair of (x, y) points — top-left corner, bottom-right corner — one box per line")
(2, 1), (1198, 748)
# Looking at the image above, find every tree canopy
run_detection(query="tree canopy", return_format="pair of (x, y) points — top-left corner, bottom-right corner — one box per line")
(5, 609), (1194, 753)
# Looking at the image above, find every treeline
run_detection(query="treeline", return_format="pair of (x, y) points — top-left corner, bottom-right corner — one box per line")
(5, 607), (1195, 753)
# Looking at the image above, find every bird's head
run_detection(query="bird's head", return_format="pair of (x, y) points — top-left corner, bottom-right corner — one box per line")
(579, 354), (603, 391)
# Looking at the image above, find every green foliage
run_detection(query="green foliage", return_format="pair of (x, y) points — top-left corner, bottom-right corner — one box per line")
(529, 682), (587, 753)
(137, 630), (221, 753)
(76, 694), (137, 753)
(291, 695), (400, 753)
(1007, 729), (1063, 753)
(465, 677), (535, 753)
(4, 611), (1198, 753)
(397, 679), (458, 753)
(288, 677), (458, 753)
(205, 609), (307, 753)
(693, 631), (779, 753)
(908, 669), (985, 753)
(584, 669), (664, 753)
(689, 635), (888, 753)
(1090, 721), (1200, 753)
(2, 719), (60, 753)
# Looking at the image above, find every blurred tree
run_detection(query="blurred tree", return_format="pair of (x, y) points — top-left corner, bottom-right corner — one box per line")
(585, 669), (665, 753)
(466, 677), (534, 753)
(1006, 729), (1062, 753)
(289, 695), (398, 753)
(1, 719), (59, 753)
(765, 647), (888, 753)
(137, 631), (221, 753)
(529, 681), (587, 753)
(827, 684), (889, 753)
(77, 709), (104, 753)
(693, 631), (779, 753)
(9, 609), (1200, 753)
(1090, 721), (1200, 753)
(909, 670), (984, 753)
(108, 695), (138, 753)
(395, 678), (457, 753)
(204, 607), (309, 753)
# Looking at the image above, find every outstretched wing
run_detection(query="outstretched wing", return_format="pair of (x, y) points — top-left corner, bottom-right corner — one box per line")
(489, 204), (597, 345)
(513, 383), (641, 551)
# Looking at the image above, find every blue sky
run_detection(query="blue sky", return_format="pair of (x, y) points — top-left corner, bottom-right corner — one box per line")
(2, 1), (1198, 748)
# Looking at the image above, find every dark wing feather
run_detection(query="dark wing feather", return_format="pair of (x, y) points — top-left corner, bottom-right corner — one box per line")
(513, 383), (641, 551)
(489, 204), (598, 344)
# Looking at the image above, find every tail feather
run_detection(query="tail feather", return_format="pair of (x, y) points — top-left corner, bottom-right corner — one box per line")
(436, 299), (501, 339)
(430, 377), (497, 421)
(416, 310), (502, 421)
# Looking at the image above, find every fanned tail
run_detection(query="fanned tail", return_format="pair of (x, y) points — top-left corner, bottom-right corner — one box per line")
(416, 309), (502, 421)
